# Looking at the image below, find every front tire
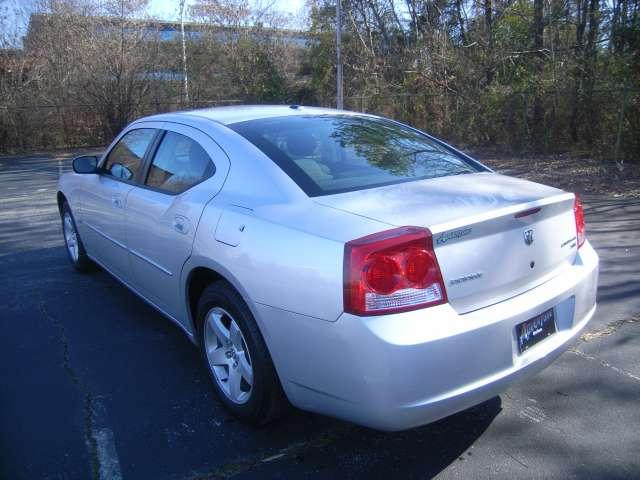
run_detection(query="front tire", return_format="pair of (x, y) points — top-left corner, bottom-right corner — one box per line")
(197, 281), (288, 425)
(61, 202), (94, 272)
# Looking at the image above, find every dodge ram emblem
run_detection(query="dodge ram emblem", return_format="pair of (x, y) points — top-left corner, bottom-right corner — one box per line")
(524, 229), (534, 246)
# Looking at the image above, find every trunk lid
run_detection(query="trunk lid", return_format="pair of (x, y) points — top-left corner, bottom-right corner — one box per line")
(317, 172), (578, 314)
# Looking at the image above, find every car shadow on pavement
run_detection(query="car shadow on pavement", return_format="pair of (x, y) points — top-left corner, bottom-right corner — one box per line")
(249, 397), (502, 479)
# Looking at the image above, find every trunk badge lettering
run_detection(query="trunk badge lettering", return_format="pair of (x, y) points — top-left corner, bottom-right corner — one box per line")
(449, 272), (483, 286)
(436, 228), (472, 245)
(524, 229), (534, 246)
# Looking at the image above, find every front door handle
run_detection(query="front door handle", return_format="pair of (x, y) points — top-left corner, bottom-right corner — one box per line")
(111, 195), (123, 209)
(173, 215), (190, 235)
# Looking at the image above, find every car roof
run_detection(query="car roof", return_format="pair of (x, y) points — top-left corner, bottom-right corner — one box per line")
(139, 105), (365, 126)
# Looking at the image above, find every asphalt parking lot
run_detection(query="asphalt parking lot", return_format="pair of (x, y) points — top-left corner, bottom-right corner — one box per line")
(1, 151), (639, 480)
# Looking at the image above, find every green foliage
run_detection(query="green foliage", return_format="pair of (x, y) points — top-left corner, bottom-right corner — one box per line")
(239, 44), (288, 102)
(302, 4), (338, 104)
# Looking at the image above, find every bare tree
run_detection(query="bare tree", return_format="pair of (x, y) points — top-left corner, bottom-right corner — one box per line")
(1, 0), (637, 160)
(531, 0), (545, 149)
(179, 0), (190, 103)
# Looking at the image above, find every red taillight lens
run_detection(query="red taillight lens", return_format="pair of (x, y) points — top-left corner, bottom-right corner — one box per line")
(344, 226), (448, 316)
(405, 249), (433, 285)
(574, 194), (586, 248)
(365, 255), (399, 294)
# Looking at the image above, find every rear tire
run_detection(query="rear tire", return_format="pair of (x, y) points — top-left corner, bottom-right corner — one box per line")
(197, 281), (288, 425)
(61, 202), (94, 273)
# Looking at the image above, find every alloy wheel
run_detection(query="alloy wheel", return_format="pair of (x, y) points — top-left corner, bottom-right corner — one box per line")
(63, 213), (79, 262)
(204, 307), (254, 404)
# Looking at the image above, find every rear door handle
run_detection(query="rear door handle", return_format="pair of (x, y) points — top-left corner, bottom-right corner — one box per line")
(173, 215), (190, 235)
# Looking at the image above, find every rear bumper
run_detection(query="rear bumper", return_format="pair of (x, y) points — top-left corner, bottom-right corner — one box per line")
(257, 241), (599, 431)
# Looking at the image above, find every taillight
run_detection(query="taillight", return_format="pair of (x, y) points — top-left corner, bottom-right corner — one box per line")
(343, 226), (447, 316)
(574, 194), (586, 248)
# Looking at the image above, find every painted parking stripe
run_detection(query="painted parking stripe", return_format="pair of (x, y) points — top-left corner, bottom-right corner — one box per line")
(94, 428), (122, 480)
(89, 397), (123, 480)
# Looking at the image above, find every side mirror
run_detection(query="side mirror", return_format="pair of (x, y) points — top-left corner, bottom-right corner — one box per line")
(72, 155), (99, 174)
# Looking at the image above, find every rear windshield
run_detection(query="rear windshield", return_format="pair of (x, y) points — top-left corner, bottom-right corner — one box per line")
(229, 115), (484, 197)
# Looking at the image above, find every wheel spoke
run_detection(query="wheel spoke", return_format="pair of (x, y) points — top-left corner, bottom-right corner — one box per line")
(228, 366), (242, 401)
(209, 347), (229, 366)
(207, 310), (229, 345)
(214, 365), (229, 381)
(229, 321), (243, 350)
(237, 351), (253, 385)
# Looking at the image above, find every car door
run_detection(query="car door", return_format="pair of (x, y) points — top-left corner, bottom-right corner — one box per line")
(79, 128), (158, 281)
(125, 122), (230, 321)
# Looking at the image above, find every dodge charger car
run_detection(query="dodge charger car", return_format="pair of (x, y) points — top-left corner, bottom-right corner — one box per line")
(57, 106), (599, 431)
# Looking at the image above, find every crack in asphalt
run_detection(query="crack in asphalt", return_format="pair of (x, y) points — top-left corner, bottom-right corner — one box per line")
(579, 314), (639, 342)
(505, 451), (529, 469)
(39, 300), (77, 384)
(38, 298), (101, 480)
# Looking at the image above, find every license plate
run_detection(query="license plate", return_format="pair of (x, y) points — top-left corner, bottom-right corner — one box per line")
(516, 308), (556, 354)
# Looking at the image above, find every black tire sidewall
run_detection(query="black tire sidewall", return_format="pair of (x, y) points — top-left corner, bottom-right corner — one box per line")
(196, 283), (273, 421)
(61, 202), (91, 271)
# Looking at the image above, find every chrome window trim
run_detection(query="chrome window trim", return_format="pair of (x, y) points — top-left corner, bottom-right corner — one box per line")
(128, 247), (173, 276)
(84, 222), (128, 250)
(86, 222), (173, 276)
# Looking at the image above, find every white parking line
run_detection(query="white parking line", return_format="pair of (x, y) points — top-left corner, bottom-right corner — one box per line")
(569, 348), (640, 382)
(89, 397), (123, 480)
(95, 428), (123, 480)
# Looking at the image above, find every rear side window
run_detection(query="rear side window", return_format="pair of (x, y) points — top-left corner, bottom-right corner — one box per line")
(145, 131), (215, 194)
(230, 115), (483, 196)
(104, 128), (156, 181)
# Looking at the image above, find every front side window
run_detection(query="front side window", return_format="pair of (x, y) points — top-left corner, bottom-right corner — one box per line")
(103, 129), (156, 181)
(230, 115), (484, 196)
(145, 131), (215, 194)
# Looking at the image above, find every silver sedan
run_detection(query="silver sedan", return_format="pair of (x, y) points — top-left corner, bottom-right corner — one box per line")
(57, 106), (599, 431)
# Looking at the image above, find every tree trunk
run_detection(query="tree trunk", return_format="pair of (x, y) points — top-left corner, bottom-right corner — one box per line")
(583, 0), (601, 145)
(570, 0), (589, 142)
(532, 0), (545, 151)
(484, 0), (494, 85)
(179, 0), (190, 104)
(455, 0), (467, 45)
